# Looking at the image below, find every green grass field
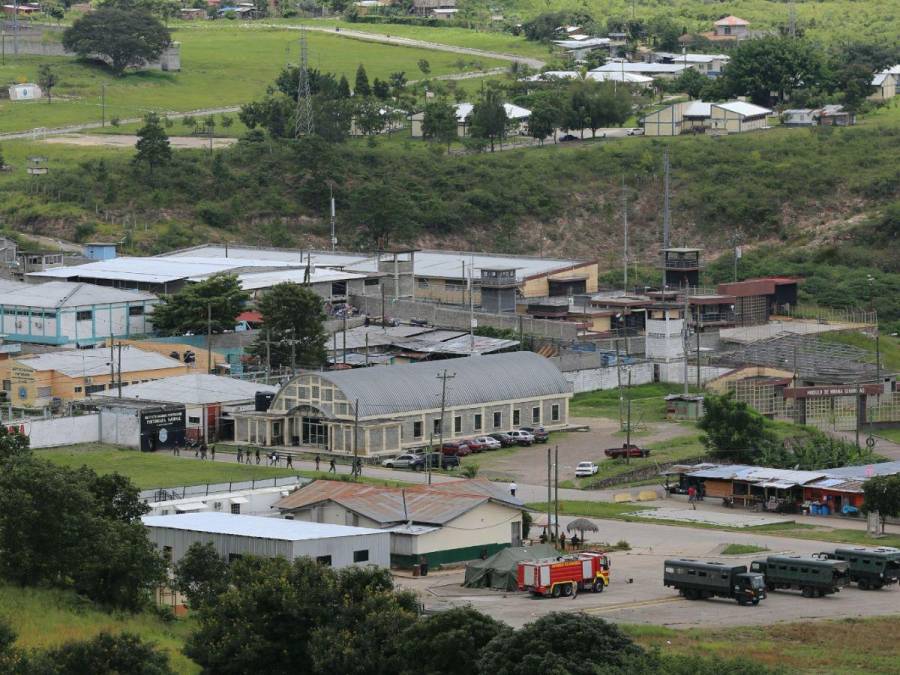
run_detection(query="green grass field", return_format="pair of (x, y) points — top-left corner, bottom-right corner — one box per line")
(819, 332), (900, 372)
(576, 433), (705, 489)
(628, 616), (900, 674)
(570, 383), (698, 422)
(0, 25), (503, 133)
(721, 543), (769, 555)
(0, 584), (198, 674)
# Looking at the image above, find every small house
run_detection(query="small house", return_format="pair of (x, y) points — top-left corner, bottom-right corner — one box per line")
(869, 66), (899, 101)
(713, 15), (750, 39)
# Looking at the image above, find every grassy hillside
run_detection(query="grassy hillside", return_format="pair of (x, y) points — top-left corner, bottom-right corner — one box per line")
(0, 25), (501, 133)
(0, 584), (198, 673)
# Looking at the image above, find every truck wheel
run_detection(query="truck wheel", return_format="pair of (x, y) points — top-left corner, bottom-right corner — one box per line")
(737, 596), (748, 606)
(752, 598), (760, 606)
(551, 586), (561, 598)
(684, 589), (696, 600)
(873, 582), (883, 590)
(561, 583), (573, 597)
(858, 580), (869, 590)
(593, 579), (605, 593)
(802, 587), (813, 598)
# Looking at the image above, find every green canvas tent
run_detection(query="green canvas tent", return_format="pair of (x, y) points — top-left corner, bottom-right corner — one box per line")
(463, 544), (559, 591)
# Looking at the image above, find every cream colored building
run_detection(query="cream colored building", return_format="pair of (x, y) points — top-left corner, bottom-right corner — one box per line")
(641, 100), (772, 136)
(870, 68), (899, 101)
(275, 478), (524, 566)
(232, 351), (572, 455)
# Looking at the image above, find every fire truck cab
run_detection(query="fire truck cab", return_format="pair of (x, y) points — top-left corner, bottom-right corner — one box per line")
(518, 552), (610, 598)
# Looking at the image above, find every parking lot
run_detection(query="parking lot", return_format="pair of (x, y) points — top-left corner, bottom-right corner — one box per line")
(395, 518), (900, 629)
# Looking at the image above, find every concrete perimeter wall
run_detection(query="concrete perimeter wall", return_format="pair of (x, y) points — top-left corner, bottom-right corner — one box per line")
(557, 361), (655, 393)
(7, 413), (99, 448)
(349, 294), (579, 341)
(5, 30), (181, 71)
(658, 362), (732, 385)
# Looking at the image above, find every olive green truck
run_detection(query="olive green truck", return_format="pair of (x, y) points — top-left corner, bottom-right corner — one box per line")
(664, 559), (767, 605)
(817, 547), (900, 590)
(750, 555), (849, 597)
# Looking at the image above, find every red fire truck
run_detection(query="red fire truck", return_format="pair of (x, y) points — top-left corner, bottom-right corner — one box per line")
(517, 552), (611, 598)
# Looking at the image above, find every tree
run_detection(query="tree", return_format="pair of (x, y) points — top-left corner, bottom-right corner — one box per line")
(37, 64), (58, 104)
(671, 68), (707, 99)
(586, 81), (632, 136)
(337, 74), (351, 98)
(151, 273), (249, 336)
(723, 36), (823, 105)
(348, 181), (417, 247)
(248, 283), (327, 369)
(397, 607), (508, 675)
(422, 99), (458, 151)
(355, 97), (386, 136)
(35, 632), (175, 675)
(417, 58), (431, 75)
(563, 83), (591, 138)
(0, 425), (29, 461)
(528, 96), (559, 144)
(354, 64), (371, 97)
(372, 77), (390, 100)
(133, 113), (171, 175)
(862, 475), (900, 533)
(470, 88), (508, 152)
(173, 542), (230, 609)
(697, 393), (776, 464)
(62, 8), (171, 76)
(478, 613), (652, 674)
(388, 71), (407, 101)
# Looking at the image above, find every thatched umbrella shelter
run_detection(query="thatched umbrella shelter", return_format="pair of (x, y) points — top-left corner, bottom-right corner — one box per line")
(566, 517), (599, 545)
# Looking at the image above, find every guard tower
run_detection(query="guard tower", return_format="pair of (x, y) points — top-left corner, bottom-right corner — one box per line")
(660, 248), (702, 289)
(377, 249), (416, 299)
(480, 267), (518, 313)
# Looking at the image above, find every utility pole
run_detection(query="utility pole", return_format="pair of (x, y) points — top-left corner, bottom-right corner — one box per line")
(625, 370), (632, 465)
(468, 260), (475, 355)
(329, 185), (337, 251)
(101, 84), (106, 128)
(206, 303), (213, 375)
(353, 397), (359, 479)
(662, 148), (671, 291)
(616, 338), (624, 430)
(427, 431), (434, 485)
(855, 382), (861, 448)
(622, 176), (628, 292)
(265, 330), (271, 384)
(436, 370), (455, 455)
(682, 292), (690, 396)
(461, 261), (466, 307)
(696, 318), (702, 390)
(554, 445), (560, 544)
(109, 337), (114, 390)
(342, 313), (347, 364)
(117, 342), (123, 398)
(547, 446), (552, 540)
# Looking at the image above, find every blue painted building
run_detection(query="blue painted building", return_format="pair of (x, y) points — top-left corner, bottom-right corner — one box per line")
(84, 242), (118, 261)
(0, 281), (157, 346)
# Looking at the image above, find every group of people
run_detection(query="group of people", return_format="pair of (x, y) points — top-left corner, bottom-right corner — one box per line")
(313, 454), (363, 476)
(235, 447), (294, 468)
(687, 484), (705, 510)
(537, 531), (581, 550)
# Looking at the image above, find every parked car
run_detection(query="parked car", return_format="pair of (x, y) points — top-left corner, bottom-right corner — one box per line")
(488, 432), (516, 447)
(381, 454), (419, 469)
(466, 437), (488, 453)
(441, 440), (471, 457)
(411, 453), (459, 471)
(575, 461), (599, 477)
(507, 430), (535, 446)
(604, 444), (650, 459)
(472, 435), (501, 451)
(521, 426), (550, 443)
(559, 133), (579, 142)
(627, 128), (645, 136)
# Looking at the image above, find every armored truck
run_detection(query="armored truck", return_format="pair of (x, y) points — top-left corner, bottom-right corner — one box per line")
(818, 547), (900, 590)
(750, 555), (849, 597)
(664, 559), (766, 605)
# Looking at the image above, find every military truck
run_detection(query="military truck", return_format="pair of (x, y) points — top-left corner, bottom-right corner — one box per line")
(750, 555), (849, 597)
(817, 547), (900, 590)
(663, 559), (766, 605)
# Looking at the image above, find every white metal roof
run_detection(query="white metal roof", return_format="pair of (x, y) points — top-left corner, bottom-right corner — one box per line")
(16, 346), (184, 377)
(142, 512), (386, 540)
(229, 267), (369, 291)
(528, 70), (581, 81)
(553, 37), (611, 49)
(92, 373), (275, 405)
(872, 73), (888, 86)
(454, 102), (531, 122)
(683, 101), (712, 117)
(713, 101), (773, 117)
(585, 71), (654, 84)
(0, 281), (155, 308)
(167, 245), (372, 268)
(653, 52), (729, 63)
(592, 62), (689, 74)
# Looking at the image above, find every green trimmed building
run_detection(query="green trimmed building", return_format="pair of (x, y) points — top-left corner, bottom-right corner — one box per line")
(274, 478), (524, 567)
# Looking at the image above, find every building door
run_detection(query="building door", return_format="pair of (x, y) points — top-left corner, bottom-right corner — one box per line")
(302, 417), (327, 447)
(511, 521), (522, 547)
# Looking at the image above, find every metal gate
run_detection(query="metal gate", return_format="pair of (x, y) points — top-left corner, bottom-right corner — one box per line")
(805, 395), (858, 432)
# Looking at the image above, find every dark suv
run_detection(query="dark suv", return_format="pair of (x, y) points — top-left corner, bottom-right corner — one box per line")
(489, 432), (516, 447)
(412, 453), (460, 470)
(520, 426), (550, 443)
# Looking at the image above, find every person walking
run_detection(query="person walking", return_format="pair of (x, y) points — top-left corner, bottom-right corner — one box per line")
(199, 443), (207, 460)
(210, 444), (216, 461)
(315, 454), (321, 472)
(329, 458), (336, 474)
(688, 485), (697, 510)
(194, 443), (200, 458)
(255, 448), (261, 465)
(286, 455), (293, 469)
(509, 482), (517, 498)
(355, 458), (362, 477)
(559, 532), (566, 550)
(237, 448), (243, 464)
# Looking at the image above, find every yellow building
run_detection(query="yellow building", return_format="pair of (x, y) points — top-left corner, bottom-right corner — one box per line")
(0, 346), (189, 407)
(641, 100), (772, 136)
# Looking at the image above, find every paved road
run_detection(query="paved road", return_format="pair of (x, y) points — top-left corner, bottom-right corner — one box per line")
(252, 23), (547, 70)
(0, 106), (242, 142)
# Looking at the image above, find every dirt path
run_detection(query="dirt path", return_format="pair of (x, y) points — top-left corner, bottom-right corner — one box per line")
(42, 133), (238, 149)
(252, 23), (547, 70)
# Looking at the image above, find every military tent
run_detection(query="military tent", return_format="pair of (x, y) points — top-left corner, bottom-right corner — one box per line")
(463, 543), (559, 591)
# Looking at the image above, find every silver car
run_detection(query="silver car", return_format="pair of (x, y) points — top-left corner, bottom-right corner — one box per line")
(381, 454), (419, 469)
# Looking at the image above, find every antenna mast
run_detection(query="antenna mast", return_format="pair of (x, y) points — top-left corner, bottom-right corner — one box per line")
(294, 27), (314, 138)
(661, 148), (671, 290)
(330, 185), (337, 251)
(622, 176), (628, 293)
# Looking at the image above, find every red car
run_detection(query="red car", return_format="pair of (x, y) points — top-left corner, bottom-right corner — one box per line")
(604, 444), (650, 459)
(466, 438), (487, 453)
(441, 441), (471, 457)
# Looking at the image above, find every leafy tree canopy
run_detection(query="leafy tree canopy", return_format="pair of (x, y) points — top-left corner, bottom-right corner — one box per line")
(862, 474), (900, 532)
(151, 273), (249, 336)
(62, 8), (171, 76)
(723, 36), (823, 106)
(247, 282), (327, 369)
(697, 393), (776, 464)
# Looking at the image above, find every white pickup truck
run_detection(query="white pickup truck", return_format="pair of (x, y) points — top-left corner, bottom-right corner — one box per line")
(575, 461), (599, 477)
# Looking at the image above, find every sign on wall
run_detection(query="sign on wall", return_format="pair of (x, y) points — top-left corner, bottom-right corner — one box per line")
(139, 405), (186, 452)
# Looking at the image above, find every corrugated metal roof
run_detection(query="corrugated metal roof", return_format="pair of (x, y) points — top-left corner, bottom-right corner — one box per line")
(713, 101), (773, 117)
(16, 346), (184, 377)
(231, 267), (368, 291)
(92, 373), (276, 405)
(585, 71), (654, 84)
(0, 281), (155, 308)
(592, 62), (688, 74)
(142, 512), (385, 540)
(275, 479), (522, 526)
(822, 461), (900, 480)
(684, 101), (712, 117)
(300, 352), (570, 418)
